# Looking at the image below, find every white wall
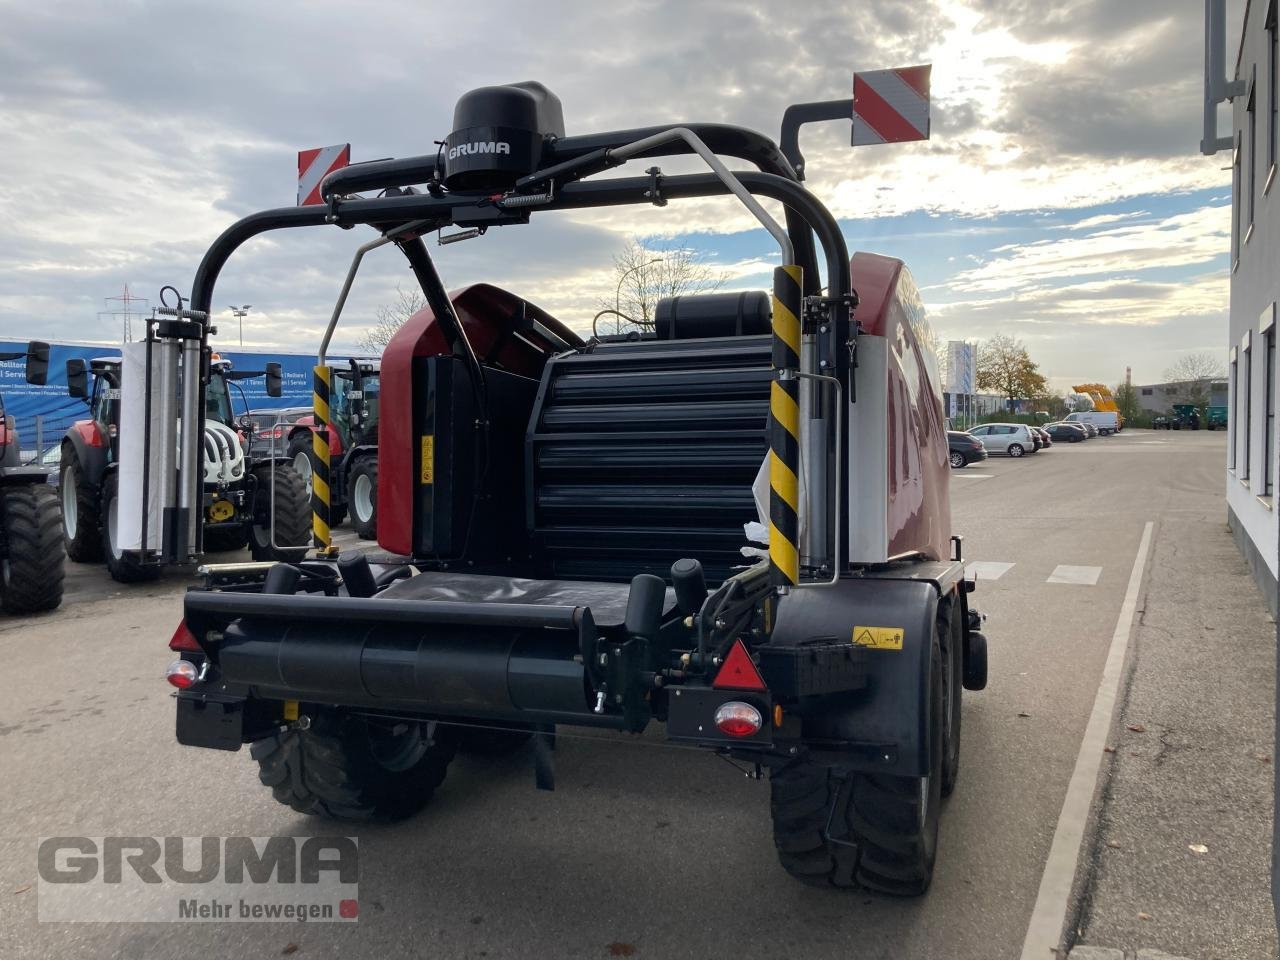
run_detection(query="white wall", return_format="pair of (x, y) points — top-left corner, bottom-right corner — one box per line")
(1227, 0), (1280, 578)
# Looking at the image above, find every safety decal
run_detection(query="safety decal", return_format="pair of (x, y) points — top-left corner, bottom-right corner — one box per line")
(420, 435), (435, 484)
(852, 625), (904, 650)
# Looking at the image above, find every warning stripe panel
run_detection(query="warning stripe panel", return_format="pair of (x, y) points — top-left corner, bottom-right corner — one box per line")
(298, 143), (351, 206)
(852, 66), (931, 146)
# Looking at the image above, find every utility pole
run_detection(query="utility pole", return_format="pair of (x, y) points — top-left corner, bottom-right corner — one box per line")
(228, 305), (252, 347)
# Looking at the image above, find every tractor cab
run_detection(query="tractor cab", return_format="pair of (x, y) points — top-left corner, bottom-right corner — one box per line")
(330, 358), (380, 449)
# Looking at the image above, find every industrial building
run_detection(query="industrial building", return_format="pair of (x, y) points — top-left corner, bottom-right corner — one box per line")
(1204, 0), (1280, 608)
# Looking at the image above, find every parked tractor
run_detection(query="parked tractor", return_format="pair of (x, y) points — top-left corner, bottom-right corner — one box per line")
(0, 341), (64, 614)
(59, 351), (311, 582)
(164, 82), (988, 895)
(285, 358), (380, 538)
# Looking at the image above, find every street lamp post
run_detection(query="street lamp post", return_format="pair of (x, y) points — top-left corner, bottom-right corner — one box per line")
(614, 258), (664, 328)
(228, 305), (252, 347)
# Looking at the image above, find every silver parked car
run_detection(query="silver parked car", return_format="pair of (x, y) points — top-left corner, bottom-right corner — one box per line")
(968, 423), (1040, 458)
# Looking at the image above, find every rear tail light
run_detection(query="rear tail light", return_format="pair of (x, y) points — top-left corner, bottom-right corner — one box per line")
(169, 620), (201, 652)
(166, 659), (199, 689)
(714, 701), (763, 738)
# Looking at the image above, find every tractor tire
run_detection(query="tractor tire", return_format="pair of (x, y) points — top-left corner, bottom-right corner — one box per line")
(60, 448), (102, 562)
(1, 484), (65, 614)
(349, 457), (378, 540)
(249, 464), (311, 563)
(250, 711), (456, 822)
(288, 433), (345, 527)
(287, 433), (314, 496)
(101, 473), (160, 583)
(203, 522), (249, 553)
(770, 636), (943, 895)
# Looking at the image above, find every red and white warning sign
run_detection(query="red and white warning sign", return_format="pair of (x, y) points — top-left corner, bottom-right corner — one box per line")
(297, 143), (351, 206)
(852, 66), (931, 146)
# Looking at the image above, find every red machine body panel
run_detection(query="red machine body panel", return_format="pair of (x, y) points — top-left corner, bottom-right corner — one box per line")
(850, 252), (950, 563)
(377, 284), (579, 554)
(70, 419), (107, 449)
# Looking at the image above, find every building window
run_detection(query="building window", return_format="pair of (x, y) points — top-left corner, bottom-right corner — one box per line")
(1269, 1), (1278, 175)
(1267, 326), (1276, 496)
(1233, 134), (1242, 263)
(1141, 387), (1153, 396)
(1247, 81), (1257, 236)
(1243, 336), (1253, 481)
(1230, 358), (1239, 469)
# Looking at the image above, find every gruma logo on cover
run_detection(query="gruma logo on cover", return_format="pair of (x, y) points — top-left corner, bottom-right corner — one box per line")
(37, 836), (358, 923)
(447, 141), (511, 160)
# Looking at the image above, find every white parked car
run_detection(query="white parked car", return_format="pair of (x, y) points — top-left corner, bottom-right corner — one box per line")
(967, 423), (1040, 458)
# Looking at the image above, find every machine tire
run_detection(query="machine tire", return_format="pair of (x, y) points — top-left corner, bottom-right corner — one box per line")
(101, 473), (160, 583)
(287, 434), (314, 496)
(1007, 443), (1024, 458)
(249, 464), (311, 563)
(60, 448), (102, 562)
(349, 457), (378, 540)
(250, 711), (456, 822)
(949, 451), (966, 469)
(1, 484), (65, 614)
(203, 523), (249, 553)
(771, 638), (944, 894)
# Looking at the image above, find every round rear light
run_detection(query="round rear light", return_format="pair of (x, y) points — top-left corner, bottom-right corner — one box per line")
(714, 701), (762, 738)
(166, 659), (199, 690)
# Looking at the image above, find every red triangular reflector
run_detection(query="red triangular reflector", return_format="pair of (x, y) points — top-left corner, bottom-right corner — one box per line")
(713, 639), (767, 691)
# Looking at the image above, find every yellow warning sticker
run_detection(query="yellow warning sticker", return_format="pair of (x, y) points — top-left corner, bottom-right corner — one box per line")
(852, 625), (905, 650)
(420, 435), (435, 484)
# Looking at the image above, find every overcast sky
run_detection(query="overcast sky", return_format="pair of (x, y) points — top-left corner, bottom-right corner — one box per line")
(0, 0), (1242, 392)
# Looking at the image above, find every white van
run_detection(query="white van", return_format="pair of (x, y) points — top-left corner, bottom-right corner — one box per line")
(1064, 411), (1119, 436)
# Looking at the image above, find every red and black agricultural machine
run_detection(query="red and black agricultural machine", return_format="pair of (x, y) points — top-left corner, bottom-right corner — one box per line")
(59, 348), (310, 583)
(285, 357), (381, 538)
(165, 83), (987, 893)
(0, 341), (64, 614)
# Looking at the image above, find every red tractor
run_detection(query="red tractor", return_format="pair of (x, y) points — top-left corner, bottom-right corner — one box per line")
(164, 82), (987, 895)
(0, 341), (64, 614)
(285, 358), (380, 538)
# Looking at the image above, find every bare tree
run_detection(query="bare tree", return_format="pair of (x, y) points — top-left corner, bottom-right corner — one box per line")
(356, 285), (425, 354)
(975, 333), (1047, 406)
(1162, 351), (1227, 409)
(596, 240), (727, 334)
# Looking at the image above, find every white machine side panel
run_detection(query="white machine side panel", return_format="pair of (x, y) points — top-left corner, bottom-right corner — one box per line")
(847, 336), (889, 563)
(117, 343), (164, 552)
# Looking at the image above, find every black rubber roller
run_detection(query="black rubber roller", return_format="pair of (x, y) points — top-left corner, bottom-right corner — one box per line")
(263, 563), (300, 596)
(625, 574), (668, 640)
(671, 558), (708, 615)
(338, 553), (377, 599)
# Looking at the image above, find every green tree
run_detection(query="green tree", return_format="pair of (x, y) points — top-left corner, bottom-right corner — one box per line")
(975, 334), (1047, 406)
(1114, 382), (1142, 424)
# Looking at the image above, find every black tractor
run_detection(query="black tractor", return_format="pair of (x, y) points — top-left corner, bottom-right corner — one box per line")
(0, 342), (65, 614)
(58, 353), (311, 582)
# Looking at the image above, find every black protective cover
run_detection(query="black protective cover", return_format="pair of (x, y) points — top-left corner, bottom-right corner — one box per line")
(444, 82), (565, 191)
(768, 576), (940, 779)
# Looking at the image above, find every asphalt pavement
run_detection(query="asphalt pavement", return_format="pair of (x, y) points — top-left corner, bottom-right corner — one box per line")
(0, 429), (1272, 959)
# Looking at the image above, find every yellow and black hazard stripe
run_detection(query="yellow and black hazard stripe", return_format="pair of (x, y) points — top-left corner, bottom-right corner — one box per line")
(311, 364), (336, 555)
(769, 264), (803, 589)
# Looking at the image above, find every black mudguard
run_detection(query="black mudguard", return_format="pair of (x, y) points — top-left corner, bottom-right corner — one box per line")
(770, 577), (940, 779)
(63, 432), (109, 489)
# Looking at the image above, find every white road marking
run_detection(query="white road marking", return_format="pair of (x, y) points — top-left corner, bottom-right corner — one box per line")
(952, 473), (994, 480)
(1047, 564), (1102, 585)
(1019, 520), (1154, 959)
(964, 561), (1014, 581)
